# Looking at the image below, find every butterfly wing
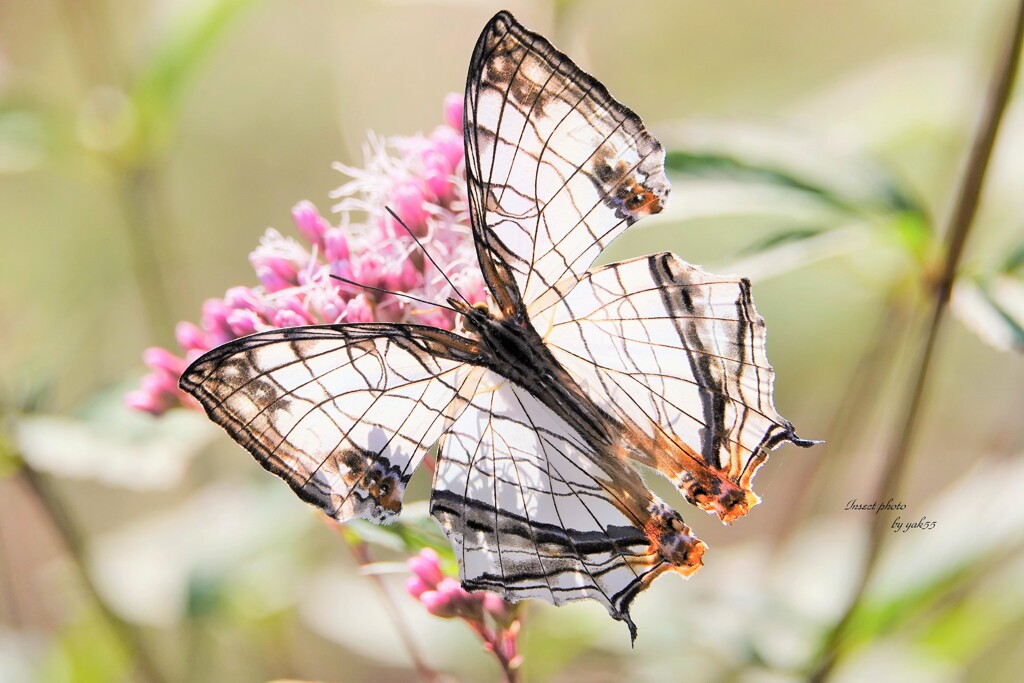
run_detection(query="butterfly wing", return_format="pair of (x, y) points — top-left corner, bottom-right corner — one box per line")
(430, 369), (705, 638)
(179, 324), (482, 523)
(464, 11), (670, 316)
(533, 253), (812, 523)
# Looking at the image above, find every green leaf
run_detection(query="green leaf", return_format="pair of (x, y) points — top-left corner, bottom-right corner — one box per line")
(661, 121), (926, 220)
(1000, 237), (1024, 274)
(665, 151), (859, 212)
(37, 605), (131, 683)
(952, 276), (1024, 353)
(734, 226), (827, 257)
(347, 501), (458, 572)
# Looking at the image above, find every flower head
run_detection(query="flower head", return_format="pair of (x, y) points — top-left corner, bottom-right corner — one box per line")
(404, 548), (521, 675)
(128, 95), (484, 415)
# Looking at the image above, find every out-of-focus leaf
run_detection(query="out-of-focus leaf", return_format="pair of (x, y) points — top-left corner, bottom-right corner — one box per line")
(889, 210), (933, 263)
(661, 120), (926, 219)
(347, 501), (458, 573)
(0, 107), (50, 173)
(666, 151), (861, 213)
(133, 0), (260, 151)
(734, 227), (828, 256)
(713, 226), (869, 282)
(91, 481), (314, 626)
(840, 554), (986, 649)
(36, 605), (130, 683)
(1000, 236), (1024, 274)
(11, 387), (218, 489)
(952, 276), (1024, 353)
(357, 561), (414, 576)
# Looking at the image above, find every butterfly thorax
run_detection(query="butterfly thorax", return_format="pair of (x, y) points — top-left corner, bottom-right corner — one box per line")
(452, 297), (618, 450)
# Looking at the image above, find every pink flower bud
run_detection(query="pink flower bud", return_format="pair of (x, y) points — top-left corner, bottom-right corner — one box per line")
(292, 200), (329, 249)
(443, 92), (463, 130)
(343, 295), (373, 324)
(422, 148), (454, 201)
(392, 180), (429, 235)
(457, 268), (488, 307)
(405, 576), (430, 599)
(226, 309), (264, 337)
(201, 298), (233, 344)
(140, 371), (178, 398)
(324, 228), (350, 263)
(430, 125), (464, 172)
(124, 389), (170, 415)
(353, 252), (385, 290)
(416, 309), (454, 330)
(276, 294), (314, 322)
(224, 286), (264, 313)
(408, 548), (444, 587)
(272, 309), (307, 328)
(482, 592), (508, 621)
(142, 347), (186, 376)
(254, 264), (294, 293)
(419, 590), (455, 618)
(399, 258), (423, 291)
(175, 321), (208, 353)
(436, 577), (470, 603)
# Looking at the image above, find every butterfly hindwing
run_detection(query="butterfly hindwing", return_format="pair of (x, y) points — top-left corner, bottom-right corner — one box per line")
(465, 11), (670, 315)
(430, 370), (705, 636)
(180, 324), (481, 523)
(534, 253), (810, 522)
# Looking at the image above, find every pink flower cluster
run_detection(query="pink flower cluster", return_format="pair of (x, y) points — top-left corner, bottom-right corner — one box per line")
(406, 548), (521, 674)
(127, 94), (487, 415)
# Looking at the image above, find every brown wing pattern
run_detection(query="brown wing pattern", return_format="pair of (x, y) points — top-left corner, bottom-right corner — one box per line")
(464, 11), (670, 316)
(180, 325), (482, 523)
(430, 370), (704, 639)
(535, 253), (813, 523)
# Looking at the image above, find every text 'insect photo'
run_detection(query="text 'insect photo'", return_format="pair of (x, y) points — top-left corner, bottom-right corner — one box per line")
(3, 2), (1023, 683)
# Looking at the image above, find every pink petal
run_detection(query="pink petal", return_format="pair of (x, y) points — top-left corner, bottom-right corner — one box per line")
(443, 92), (463, 130)
(292, 200), (329, 249)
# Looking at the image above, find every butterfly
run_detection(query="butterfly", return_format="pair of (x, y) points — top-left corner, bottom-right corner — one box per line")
(180, 10), (811, 638)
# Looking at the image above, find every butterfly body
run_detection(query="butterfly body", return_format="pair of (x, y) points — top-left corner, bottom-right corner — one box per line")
(181, 11), (810, 636)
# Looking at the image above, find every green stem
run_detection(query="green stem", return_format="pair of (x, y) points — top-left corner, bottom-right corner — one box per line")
(809, 3), (1024, 680)
(120, 165), (178, 344)
(18, 463), (171, 683)
(340, 530), (440, 683)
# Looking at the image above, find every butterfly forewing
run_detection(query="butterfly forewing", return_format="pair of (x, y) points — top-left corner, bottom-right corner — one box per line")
(178, 10), (809, 638)
(534, 253), (808, 522)
(430, 370), (704, 636)
(465, 11), (670, 315)
(180, 325), (482, 523)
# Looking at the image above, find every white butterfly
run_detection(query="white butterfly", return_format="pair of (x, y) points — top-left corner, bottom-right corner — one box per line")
(180, 11), (810, 637)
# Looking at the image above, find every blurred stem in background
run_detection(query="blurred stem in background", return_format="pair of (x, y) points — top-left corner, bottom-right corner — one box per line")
(5, 443), (170, 683)
(59, 0), (177, 343)
(810, 2), (1024, 680)
(1, 2), (260, 682)
(335, 524), (440, 683)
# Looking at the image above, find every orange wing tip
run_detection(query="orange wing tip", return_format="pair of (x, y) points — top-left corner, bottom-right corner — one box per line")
(643, 502), (706, 575)
(681, 477), (761, 524)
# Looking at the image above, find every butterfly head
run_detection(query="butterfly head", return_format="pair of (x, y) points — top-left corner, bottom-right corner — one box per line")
(449, 297), (495, 337)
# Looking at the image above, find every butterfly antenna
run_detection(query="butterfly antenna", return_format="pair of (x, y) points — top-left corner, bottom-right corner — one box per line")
(385, 206), (472, 306)
(328, 274), (458, 313)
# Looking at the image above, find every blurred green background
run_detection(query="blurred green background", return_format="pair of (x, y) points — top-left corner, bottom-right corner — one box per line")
(2, 1), (1023, 682)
